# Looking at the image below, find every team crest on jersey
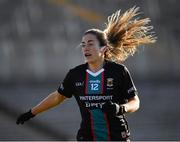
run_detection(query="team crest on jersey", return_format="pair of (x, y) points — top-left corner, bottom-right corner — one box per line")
(107, 78), (113, 87)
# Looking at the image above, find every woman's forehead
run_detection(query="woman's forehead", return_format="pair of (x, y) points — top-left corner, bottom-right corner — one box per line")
(81, 34), (98, 43)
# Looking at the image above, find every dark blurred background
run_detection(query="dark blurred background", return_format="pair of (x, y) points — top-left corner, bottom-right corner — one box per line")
(0, 0), (180, 140)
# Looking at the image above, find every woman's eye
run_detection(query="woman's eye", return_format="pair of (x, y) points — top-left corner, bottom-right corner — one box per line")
(81, 45), (86, 48)
(81, 44), (93, 48)
(87, 44), (93, 47)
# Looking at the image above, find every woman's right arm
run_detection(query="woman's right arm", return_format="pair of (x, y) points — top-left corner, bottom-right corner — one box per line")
(16, 91), (66, 125)
(31, 91), (67, 115)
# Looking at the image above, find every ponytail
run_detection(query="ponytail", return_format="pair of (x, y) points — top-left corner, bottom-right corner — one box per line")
(104, 6), (157, 63)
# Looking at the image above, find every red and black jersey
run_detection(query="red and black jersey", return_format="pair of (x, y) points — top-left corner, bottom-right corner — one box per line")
(58, 60), (137, 141)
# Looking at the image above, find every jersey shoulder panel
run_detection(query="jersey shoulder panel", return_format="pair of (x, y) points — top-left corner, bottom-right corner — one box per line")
(105, 60), (126, 72)
(70, 63), (87, 74)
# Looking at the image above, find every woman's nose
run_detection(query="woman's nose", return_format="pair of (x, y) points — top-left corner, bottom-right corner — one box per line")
(83, 47), (90, 52)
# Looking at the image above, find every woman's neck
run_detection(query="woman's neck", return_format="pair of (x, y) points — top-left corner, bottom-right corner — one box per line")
(88, 59), (104, 72)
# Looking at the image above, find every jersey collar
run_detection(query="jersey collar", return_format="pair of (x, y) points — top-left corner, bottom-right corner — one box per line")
(86, 68), (104, 77)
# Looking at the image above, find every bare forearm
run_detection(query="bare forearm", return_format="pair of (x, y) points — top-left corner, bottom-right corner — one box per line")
(31, 91), (66, 115)
(124, 95), (140, 113)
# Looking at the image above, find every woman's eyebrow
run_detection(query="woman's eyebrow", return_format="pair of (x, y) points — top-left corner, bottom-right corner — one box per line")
(87, 40), (94, 43)
(81, 40), (94, 44)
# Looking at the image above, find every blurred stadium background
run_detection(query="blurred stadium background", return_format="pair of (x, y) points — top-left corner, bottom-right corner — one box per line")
(0, 0), (180, 140)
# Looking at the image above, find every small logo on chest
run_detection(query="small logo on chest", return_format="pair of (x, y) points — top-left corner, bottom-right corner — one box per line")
(75, 81), (84, 87)
(107, 78), (114, 87)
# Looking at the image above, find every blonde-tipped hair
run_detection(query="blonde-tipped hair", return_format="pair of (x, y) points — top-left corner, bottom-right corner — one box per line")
(104, 6), (157, 63)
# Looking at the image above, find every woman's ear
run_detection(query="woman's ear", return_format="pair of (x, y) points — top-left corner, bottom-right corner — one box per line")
(100, 46), (107, 53)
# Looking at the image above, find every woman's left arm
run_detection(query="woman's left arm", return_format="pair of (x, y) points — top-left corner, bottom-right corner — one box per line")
(123, 95), (140, 113)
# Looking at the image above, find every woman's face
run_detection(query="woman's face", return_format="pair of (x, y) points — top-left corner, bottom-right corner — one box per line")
(81, 33), (105, 63)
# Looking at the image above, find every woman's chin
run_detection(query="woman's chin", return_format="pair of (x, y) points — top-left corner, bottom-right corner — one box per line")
(85, 58), (95, 64)
(85, 57), (103, 64)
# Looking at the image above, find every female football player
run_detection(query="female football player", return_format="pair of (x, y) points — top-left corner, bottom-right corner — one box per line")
(16, 6), (156, 141)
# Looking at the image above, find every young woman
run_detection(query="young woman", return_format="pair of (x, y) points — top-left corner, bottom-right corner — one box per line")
(16, 6), (156, 141)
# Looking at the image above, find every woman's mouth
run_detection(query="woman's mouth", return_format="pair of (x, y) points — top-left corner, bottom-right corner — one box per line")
(84, 53), (92, 57)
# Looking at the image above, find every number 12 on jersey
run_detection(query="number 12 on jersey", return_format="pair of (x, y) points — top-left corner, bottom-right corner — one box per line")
(91, 83), (99, 91)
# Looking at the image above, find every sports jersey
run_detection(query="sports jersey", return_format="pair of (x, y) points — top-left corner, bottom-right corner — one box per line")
(58, 60), (137, 141)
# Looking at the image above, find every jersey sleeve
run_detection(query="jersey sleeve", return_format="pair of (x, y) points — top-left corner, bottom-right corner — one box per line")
(121, 66), (138, 99)
(57, 70), (74, 98)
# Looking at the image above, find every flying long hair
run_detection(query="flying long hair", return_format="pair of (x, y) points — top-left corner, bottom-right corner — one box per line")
(84, 6), (156, 63)
(103, 6), (156, 63)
